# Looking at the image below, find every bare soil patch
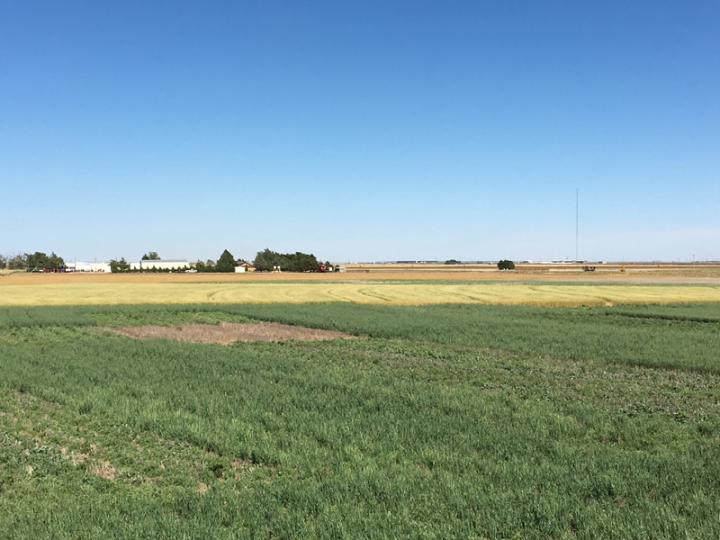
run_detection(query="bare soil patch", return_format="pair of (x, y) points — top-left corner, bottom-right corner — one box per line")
(107, 322), (354, 345)
(90, 460), (118, 481)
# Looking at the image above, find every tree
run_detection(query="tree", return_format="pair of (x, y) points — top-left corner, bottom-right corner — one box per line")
(25, 252), (48, 271)
(7, 254), (28, 270)
(110, 258), (130, 273)
(289, 251), (320, 272)
(253, 249), (276, 272)
(216, 249), (236, 273)
(253, 249), (321, 272)
(194, 259), (216, 272)
(47, 252), (65, 271)
(497, 259), (516, 271)
(23, 252), (64, 272)
(445, 259), (461, 265)
(142, 252), (160, 260)
(0, 255), (6, 269)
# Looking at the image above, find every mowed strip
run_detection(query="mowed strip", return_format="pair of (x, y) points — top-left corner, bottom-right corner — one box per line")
(1, 281), (720, 306)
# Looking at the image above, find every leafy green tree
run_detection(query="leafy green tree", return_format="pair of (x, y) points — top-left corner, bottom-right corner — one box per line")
(142, 252), (160, 260)
(253, 249), (320, 272)
(24, 252), (64, 271)
(497, 259), (516, 270)
(253, 249), (276, 272)
(216, 249), (236, 273)
(47, 252), (65, 271)
(25, 252), (47, 271)
(195, 259), (217, 272)
(110, 258), (130, 273)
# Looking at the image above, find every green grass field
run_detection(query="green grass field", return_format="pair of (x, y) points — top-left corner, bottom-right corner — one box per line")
(2, 303), (720, 538)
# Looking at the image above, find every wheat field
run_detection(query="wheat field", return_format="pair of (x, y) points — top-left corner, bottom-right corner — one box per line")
(1, 280), (719, 307)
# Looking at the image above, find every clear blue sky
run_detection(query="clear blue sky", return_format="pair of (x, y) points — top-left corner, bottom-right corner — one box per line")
(1, 1), (718, 262)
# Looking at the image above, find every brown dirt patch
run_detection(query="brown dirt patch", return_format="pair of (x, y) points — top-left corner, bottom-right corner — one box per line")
(60, 446), (89, 465)
(107, 322), (354, 345)
(90, 460), (117, 480)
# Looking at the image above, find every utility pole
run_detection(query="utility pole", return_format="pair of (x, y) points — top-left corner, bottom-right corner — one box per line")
(575, 189), (579, 262)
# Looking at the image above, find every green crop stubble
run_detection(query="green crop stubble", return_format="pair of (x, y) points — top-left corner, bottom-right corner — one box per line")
(0, 303), (719, 538)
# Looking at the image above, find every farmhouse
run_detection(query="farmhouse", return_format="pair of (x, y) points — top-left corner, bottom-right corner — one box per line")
(66, 261), (112, 273)
(234, 262), (256, 273)
(130, 260), (191, 271)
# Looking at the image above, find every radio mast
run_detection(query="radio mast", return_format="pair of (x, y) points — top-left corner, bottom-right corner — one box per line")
(575, 189), (579, 262)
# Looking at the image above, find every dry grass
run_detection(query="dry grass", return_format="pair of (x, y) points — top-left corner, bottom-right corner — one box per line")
(107, 322), (354, 344)
(1, 280), (719, 307)
(90, 461), (118, 481)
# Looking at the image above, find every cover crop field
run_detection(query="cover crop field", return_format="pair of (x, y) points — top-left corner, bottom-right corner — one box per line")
(1, 302), (720, 538)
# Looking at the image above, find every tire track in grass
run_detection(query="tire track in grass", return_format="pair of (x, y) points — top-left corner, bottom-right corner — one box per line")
(357, 286), (396, 303)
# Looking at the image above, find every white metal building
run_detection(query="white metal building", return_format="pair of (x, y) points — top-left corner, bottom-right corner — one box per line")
(66, 261), (112, 273)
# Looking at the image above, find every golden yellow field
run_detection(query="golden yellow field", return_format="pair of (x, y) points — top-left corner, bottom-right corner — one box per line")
(1, 278), (719, 307)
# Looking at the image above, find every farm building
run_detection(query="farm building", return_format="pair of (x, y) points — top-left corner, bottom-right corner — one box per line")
(234, 262), (255, 273)
(66, 261), (112, 273)
(130, 260), (191, 271)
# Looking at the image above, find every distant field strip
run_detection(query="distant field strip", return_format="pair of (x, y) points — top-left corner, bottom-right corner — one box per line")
(1, 282), (720, 306)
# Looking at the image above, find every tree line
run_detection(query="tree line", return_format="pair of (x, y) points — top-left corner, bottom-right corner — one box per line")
(252, 249), (323, 272)
(108, 248), (324, 273)
(1, 251), (517, 273)
(0, 252), (65, 271)
(192, 249), (324, 273)
(1, 251), (516, 274)
(192, 250), (238, 273)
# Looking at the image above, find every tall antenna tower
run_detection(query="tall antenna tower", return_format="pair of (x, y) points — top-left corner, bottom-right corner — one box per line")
(575, 188), (579, 261)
